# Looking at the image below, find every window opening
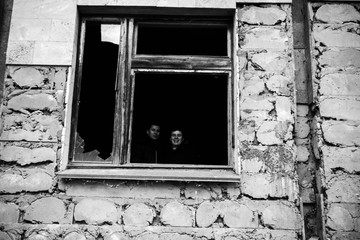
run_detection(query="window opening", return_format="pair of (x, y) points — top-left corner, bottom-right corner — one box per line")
(73, 21), (119, 161)
(136, 23), (228, 56)
(131, 72), (228, 165)
(69, 16), (234, 169)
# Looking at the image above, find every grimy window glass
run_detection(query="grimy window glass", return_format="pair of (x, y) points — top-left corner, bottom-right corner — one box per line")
(136, 23), (228, 56)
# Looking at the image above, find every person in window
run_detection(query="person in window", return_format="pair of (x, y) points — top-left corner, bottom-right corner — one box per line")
(131, 123), (162, 163)
(162, 128), (197, 164)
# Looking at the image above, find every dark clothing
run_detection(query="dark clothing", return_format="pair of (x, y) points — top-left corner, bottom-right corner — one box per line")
(131, 136), (162, 163)
(162, 143), (196, 164)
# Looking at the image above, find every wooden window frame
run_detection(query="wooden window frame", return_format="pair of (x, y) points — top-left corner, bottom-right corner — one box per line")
(58, 13), (240, 182)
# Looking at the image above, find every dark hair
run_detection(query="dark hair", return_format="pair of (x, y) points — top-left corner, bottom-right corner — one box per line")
(169, 126), (184, 136)
(146, 122), (161, 130)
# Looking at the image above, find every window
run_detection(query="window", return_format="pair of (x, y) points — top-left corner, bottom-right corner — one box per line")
(61, 13), (239, 181)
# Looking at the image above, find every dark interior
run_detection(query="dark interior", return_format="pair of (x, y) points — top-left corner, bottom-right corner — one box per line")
(76, 21), (118, 159)
(131, 73), (228, 165)
(136, 23), (228, 56)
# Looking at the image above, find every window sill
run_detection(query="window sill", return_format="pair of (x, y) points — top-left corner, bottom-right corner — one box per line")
(57, 168), (240, 182)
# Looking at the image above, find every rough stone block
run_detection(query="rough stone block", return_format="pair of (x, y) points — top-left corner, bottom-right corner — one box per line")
(296, 104), (309, 117)
(0, 172), (53, 193)
(276, 96), (293, 122)
(263, 146), (295, 174)
(241, 173), (298, 200)
(315, 4), (360, 24)
(330, 231), (360, 240)
(240, 110), (270, 121)
(0, 146), (56, 166)
(251, 52), (288, 73)
(74, 198), (118, 225)
(314, 28), (360, 48)
(322, 121), (360, 147)
(196, 201), (219, 227)
(242, 76), (265, 96)
(296, 145), (309, 162)
(238, 120), (256, 142)
(295, 117), (310, 139)
(242, 28), (288, 49)
(327, 176), (360, 203)
(257, 121), (292, 145)
(0, 202), (19, 223)
(0, 232), (13, 240)
(239, 6), (286, 25)
(327, 205), (355, 231)
(240, 95), (275, 111)
(320, 97), (360, 121)
(63, 232), (86, 240)
(318, 49), (360, 69)
(24, 197), (66, 223)
(241, 145), (295, 174)
(7, 93), (58, 112)
(11, 67), (44, 87)
(322, 146), (360, 174)
(320, 74), (360, 96)
(1, 113), (61, 142)
(123, 203), (155, 226)
(53, 68), (67, 90)
(160, 201), (193, 227)
(220, 200), (258, 228)
(262, 202), (301, 230)
(266, 74), (291, 96)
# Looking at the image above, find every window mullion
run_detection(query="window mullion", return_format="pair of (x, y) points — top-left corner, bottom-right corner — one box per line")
(112, 18), (128, 165)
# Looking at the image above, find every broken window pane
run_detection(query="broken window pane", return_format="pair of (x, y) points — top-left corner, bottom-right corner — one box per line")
(74, 21), (120, 161)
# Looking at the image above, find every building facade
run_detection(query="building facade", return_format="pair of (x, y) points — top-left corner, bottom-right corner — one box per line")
(0, 0), (359, 239)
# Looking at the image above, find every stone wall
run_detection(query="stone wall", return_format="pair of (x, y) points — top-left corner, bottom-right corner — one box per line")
(0, 2), (302, 240)
(310, 2), (360, 240)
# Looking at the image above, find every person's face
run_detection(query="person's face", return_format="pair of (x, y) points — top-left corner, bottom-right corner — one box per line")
(147, 125), (160, 140)
(170, 130), (183, 146)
